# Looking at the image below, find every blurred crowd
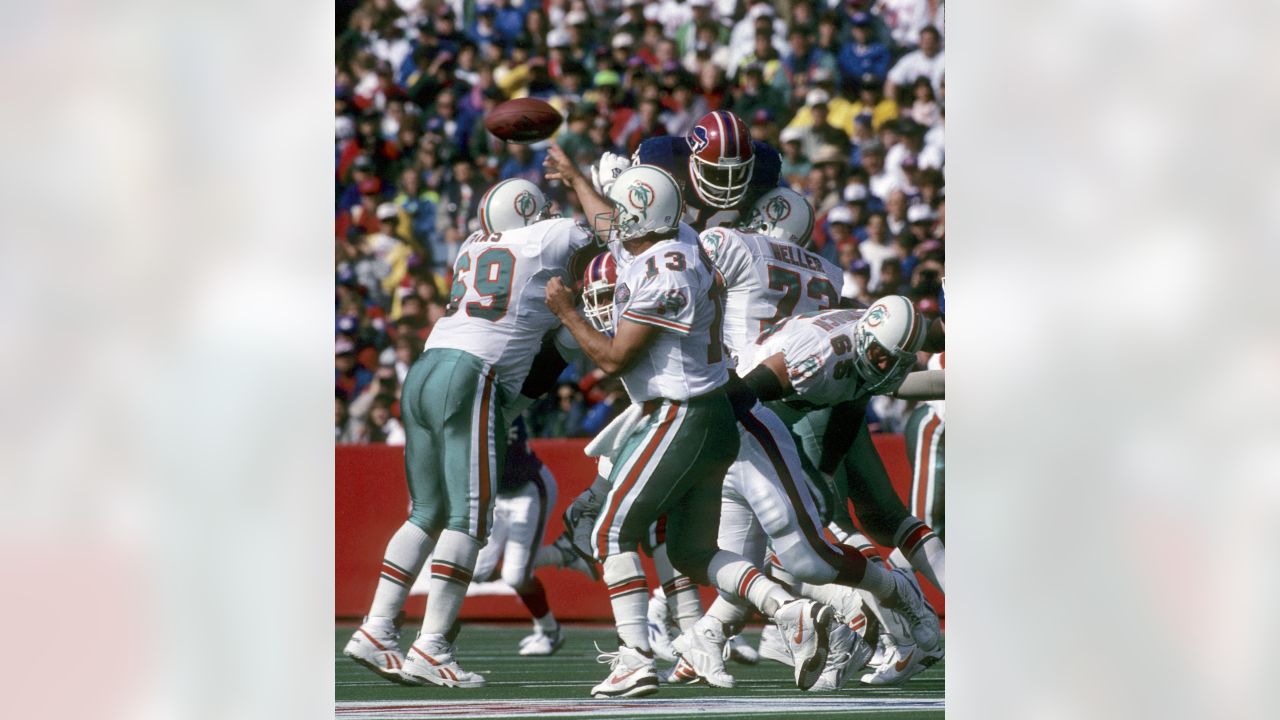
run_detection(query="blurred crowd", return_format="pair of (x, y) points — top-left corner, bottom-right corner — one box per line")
(336, 0), (945, 445)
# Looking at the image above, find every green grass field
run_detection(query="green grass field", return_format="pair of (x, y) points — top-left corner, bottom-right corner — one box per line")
(336, 622), (944, 719)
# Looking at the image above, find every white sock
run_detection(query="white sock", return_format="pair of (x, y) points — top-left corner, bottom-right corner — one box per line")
(706, 595), (750, 630)
(369, 521), (435, 621)
(893, 519), (945, 592)
(798, 582), (861, 622)
(603, 552), (650, 650)
(653, 544), (701, 632)
(421, 529), (480, 636)
(708, 551), (792, 616)
(858, 559), (896, 602)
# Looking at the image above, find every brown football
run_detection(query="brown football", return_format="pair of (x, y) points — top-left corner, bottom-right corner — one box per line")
(484, 97), (563, 144)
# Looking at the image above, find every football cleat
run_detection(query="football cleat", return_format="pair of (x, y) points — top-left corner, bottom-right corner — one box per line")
(551, 535), (600, 581)
(646, 591), (678, 662)
(670, 616), (736, 688)
(773, 599), (834, 691)
(517, 625), (566, 656)
(661, 655), (703, 684)
(809, 623), (873, 692)
(343, 618), (412, 684)
(591, 643), (660, 698)
(757, 622), (794, 667)
(884, 568), (942, 651)
(860, 634), (929, 686)
(400, 634), (485, 688)
(728, 633), (759, 664)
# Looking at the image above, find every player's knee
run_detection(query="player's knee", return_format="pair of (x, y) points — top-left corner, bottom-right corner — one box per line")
(501, 563), (531, 589)
(777, 545), (837, 585)
(408, 503), (444, 532)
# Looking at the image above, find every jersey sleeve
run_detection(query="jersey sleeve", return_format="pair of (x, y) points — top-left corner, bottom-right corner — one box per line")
(821, 257), (846, 298)
(781, 325), (846, 407)
(617, 252), (698, 336)
(539, 218), (596, 269)
(697, 227), (752, 288)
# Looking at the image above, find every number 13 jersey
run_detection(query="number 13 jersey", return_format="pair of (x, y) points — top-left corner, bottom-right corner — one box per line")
(697, 227), (844, 370)
(425, 217), (594, 397)
(613, 238), (728, 402)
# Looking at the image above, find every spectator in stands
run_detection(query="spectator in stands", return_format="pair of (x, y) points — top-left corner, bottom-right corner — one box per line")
(837, 12), (891, 87)
(850, 73), (898, 132)
(861, 210), (898, 290)
(886, 25), (943, 100)
(778, 126), (811, 188)
(531, 382), (588, 438)
(336, 336), (373, 403)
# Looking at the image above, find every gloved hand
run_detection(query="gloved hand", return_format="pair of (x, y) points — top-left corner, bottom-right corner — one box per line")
(590, 151), (633, 195)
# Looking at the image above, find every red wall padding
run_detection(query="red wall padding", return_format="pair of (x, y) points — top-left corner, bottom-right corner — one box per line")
(336, 435), (943, 621)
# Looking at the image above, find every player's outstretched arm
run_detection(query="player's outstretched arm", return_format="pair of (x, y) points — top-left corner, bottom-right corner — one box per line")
(891, 369), (944, 400)
(740, 351), (792, 402)
(545, 276), (658, 375)
(543, 143), (615, 239)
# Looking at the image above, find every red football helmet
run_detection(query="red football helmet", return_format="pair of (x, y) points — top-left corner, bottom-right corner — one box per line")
(687, 110), (755, 209)
(581, 251), (618, 334)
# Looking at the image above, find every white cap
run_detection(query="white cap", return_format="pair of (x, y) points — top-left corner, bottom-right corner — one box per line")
(376, 203), (399, 221)
(779, 126), (804, 144)
(565, 10), (588, 25)
(805, 88), (830, 107)
(748, 5), (775, 19)
(612, 33), (635, 49)
(335, 115), (355, 140)
(828, 205), (855, 226)
(907, 204), (937, 223)
(335, 337), (355, 355)
(843, 183), (869, 202)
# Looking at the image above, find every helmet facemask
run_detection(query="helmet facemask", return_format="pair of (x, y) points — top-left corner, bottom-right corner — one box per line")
(852, 329), (918, 394)
(689, 154), (754, 209)
(582, 278), (615, 334)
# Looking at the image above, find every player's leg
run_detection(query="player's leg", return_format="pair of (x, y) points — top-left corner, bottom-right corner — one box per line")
(502, 467), (566, 656)
(657, 394), (840, 691)
(904, 404), (946, 583)
(344, 352), (447, 682)
(844, 418), (946, 594)
(402, 352), (505, 688)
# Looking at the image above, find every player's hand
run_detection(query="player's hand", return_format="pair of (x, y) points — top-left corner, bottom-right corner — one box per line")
(590, 152), (632, 195)
(543, 143), (581, 184)
(545, 276), (577, 317)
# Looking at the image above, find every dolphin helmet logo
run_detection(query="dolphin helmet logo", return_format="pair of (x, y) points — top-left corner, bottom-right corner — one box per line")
(865, 302), (889, 327)
(627, 181), (655, 218)
(764, 195), (791, 222)
(513, 190), (538, 220)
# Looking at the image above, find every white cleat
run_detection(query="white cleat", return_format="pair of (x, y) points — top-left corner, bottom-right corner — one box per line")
(809, 623), (873, 691)
(343, 619), (412, 684)
(886, 568), (942, 651)
(757, 622), (794, 667)
(661, 655), (703, 684)
(670, 616), (736, 688)
(728, 633), (759, 665)
(646, 593), (678, 663)
(860, 633), (929, 686)
(773, 599), (835, 691)
(517, 625), (566, 656)
(400, 634), (485, 688)
(591, 644), (660, 698)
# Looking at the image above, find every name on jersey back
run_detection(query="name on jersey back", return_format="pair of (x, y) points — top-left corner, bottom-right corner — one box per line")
(768, 242), (823, 272)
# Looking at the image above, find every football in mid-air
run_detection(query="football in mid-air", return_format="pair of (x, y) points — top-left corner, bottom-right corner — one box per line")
(484, 98), (563, 144)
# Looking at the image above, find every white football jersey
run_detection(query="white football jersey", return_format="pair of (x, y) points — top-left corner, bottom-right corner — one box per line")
(612, 236), (728, 402)
(697, 227), (844, 369)
(426, 217), (594, 396)
(740, 308), (870, 410)
(925, 351), (945, 421)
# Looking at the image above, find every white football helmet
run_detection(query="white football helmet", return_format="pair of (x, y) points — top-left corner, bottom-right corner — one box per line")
(581, 251), (619, 335)
(476, 178), (555, 234)
(598, 164), (685, 243)
(852, 295), (927, 394)
(742, 187), (816, 248)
